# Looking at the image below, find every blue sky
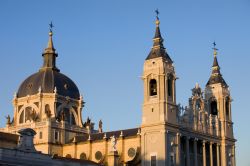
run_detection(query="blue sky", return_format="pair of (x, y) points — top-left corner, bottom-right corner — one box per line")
(0, 1), (249, 165)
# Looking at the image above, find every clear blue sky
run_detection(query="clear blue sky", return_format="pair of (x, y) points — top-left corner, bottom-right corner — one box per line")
(0, 1), (249, 165)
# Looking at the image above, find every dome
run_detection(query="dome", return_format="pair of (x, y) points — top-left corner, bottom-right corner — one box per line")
(17, 69), (80, 99)
(17, 29), (80, 99)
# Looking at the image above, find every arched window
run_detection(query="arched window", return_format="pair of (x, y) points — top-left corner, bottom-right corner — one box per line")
(19, 106), (36, 124)
(19, 111), (24, 124)
(210, 100), (218, 115)
(25, 107), (32, 122)
(80, 153), (87, 160)
(149, 79), (157, 96)
(70, 111), (76, 125)
(168, 76), (173, 97)
(226, 98), (230, 120)
(60, 108), (76, 125)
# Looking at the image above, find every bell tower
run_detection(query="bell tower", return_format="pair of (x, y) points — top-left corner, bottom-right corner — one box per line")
(141, 12), (177, 126)
(141, 11), (178, 166)
(204, 43), (236, 166)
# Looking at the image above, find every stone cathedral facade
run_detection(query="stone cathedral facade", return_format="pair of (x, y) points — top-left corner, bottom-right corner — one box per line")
(0, 15), (236, 166)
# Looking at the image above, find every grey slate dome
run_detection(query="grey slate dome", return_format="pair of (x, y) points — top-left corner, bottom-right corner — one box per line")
(17, 70), (80, 99)
(17, 29), (80, 99)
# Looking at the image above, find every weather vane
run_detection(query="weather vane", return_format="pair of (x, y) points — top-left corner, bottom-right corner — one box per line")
(49, 21), (54, 32)
(212, 41), (218, 57)
(155, 9), (159, 19)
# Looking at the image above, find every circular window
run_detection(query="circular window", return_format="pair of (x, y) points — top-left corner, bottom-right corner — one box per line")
(95, 151), (102, 160)
(80, 153), (87, 160)
(128, 148), (136, 158)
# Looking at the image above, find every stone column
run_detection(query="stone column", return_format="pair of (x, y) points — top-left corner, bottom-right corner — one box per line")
(194, 138), (198, 166)
(232, 145), (236, 166)
(203, 140), (206, 166)
(210, 142), (213, 166)
(216, 144), (220, 166)
(185, 137), (190, 166)
(220, 143), (226, 166)
(176, 133), (181, 166)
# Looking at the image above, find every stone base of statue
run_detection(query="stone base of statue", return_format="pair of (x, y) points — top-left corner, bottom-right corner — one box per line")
(108, 150), (119, 166)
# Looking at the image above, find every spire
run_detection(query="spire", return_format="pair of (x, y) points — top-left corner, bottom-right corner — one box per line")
(146, 10), (172, 62)
(206, 42), (227, 86)
(41, 22), (59, 72)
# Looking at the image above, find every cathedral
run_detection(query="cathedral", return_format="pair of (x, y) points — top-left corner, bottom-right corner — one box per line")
(0, 14), (236, 166)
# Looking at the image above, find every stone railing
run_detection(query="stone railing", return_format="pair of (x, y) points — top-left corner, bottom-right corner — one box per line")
(178, 108), (221, 137)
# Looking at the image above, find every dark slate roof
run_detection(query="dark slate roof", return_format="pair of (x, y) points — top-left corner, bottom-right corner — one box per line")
(146, 48), (173, 63)
(72, 128), (139, 143)
(154, 26), (162, 39)
(206, 56), (228, 87)
(17, 69), (80, 99)
(206, 74), (228, 87)
(212, 56), (219, 67)
(0, 132), (19, 143)
(146, 19), (173, 63)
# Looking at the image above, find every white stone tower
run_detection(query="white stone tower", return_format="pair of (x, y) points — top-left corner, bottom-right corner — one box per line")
(204, 44), (236, 166)
(141, 11), (179, 166)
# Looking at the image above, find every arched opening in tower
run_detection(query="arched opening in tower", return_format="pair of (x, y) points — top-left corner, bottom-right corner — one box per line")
(149, 79), (157, 96)
(210, 100), (218, 115)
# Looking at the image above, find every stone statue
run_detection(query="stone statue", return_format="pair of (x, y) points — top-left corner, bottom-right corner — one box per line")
(98, 120), (103, 133)
(6, 115), (11, 125)
(110, 135), (117, 152)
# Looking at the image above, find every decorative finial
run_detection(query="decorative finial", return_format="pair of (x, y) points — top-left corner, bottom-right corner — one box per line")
(14, 92), (17, 98)
(38, 86), (42, 93)
(120, 131), (124, 137)
(88, 134), (91, 141)
(54, 86), (57, 93)
(155, 9), (160, 26)
(195, 82), (199, 89)
(213, 41), (218, 57)
(103, 133), (107, 139)
(137, 128), (141, 135)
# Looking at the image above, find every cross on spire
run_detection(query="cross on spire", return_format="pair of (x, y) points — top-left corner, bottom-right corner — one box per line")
(49, 21), (54, 32)
(155, 9), (160, 20)
(212, 41), (218, 57)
